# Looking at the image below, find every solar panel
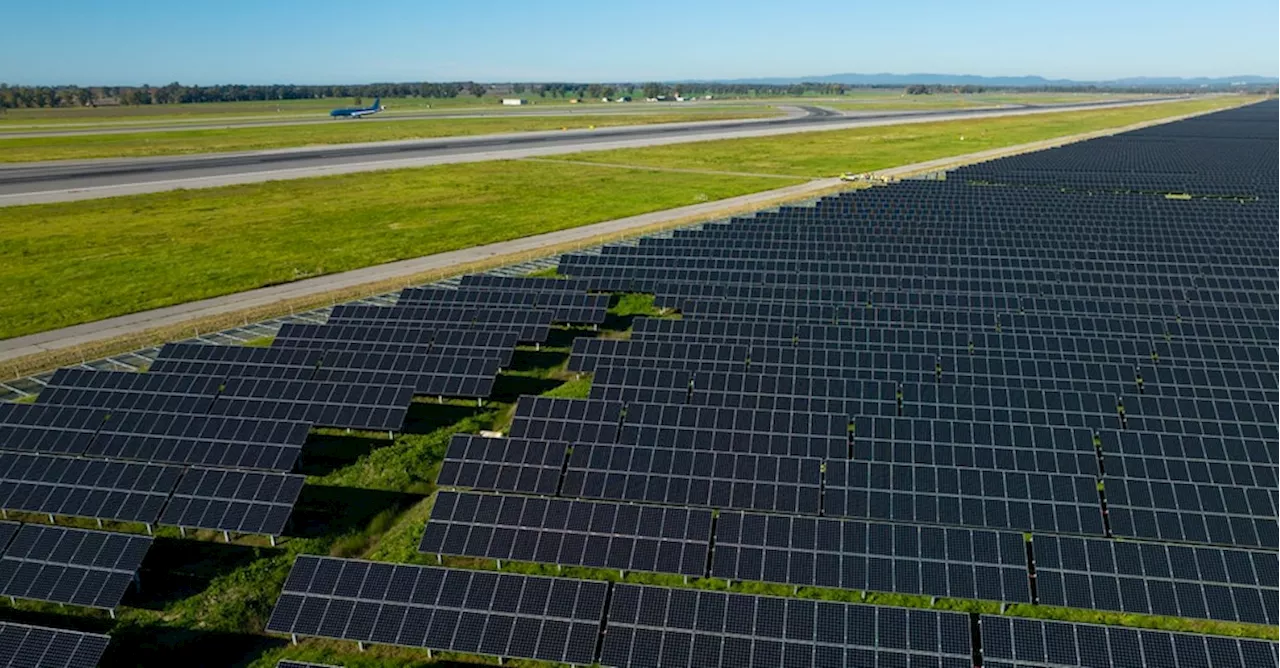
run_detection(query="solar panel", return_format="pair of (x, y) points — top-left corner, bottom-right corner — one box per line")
(38, 369), (223, 415)
(712, 511), (1031, 603)
(86, 409), (308, 472)
(618, 402), (847, 459)
(0, 404), (107, 456)
(149, 343), (329, 380)
(458, 274), (595, 293)
(277, 661), (343, 668)
(208, 377), (413, 432)
(1031, 534), (1277, 625)
(271, 322), (436, 354)
(152, 342), (500, 399)
(397, 287), (608, 325)
(0, 453), (181, 525)
(326, 304), (555, 343)
(562, 443), (822, 514)
(267, 556), (606, 665)
(0, 523), (151, 610)
(0, 522), (18, 552)
(979, 614), (1279, 667)
(0, 620), (111, 668)
(158, 467), (304, 537)
(271, 323), (519, 367)
(420, 491), (712, 577)
(825, 460), (1106, 535)
(436, 435), (567, 496)
(600, 584), (972, 668)
(1105, 477), (1277, 549)
(508, 397), (624, 444)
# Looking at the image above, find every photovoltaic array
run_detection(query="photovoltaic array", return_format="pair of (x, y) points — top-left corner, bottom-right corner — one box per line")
(0, 620), (111, 668)
(1, 266), (621, 662)
(0, 523), (150, 611)
(262, 101), (1275, 666)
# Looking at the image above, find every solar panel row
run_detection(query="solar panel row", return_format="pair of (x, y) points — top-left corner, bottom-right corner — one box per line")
(0, 523), (150, 611)
(397, 287), (608, 325)
(268, 562), (1277, 668)
(11, 378), (309, 469)
(420, 491), (712, 576)
(0, 620), (110, 668)
(267, 556), (606, 665)
(0, 452), (301, 536)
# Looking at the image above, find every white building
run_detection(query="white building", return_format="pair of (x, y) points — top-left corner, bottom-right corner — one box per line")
(502, 98), (528, 106)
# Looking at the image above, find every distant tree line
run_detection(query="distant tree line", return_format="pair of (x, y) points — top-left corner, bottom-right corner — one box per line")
(0, 80), (1267, 109)
(0, 82), (465, 108)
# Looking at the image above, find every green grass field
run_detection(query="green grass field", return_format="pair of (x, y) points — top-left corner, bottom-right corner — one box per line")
(0, 95), (640, 126)
(826, 92), (1148, 111)
(546, 97), (1238, 178)
(0, 163), (797, 340)
(0, 108), (779, 162)
(0, 97), (1242, 342)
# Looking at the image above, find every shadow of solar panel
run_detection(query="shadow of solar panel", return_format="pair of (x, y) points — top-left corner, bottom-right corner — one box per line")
(600, 584), (972, 668)
(266, 556), (605, 665)
(0, 523), (152, 611)
(1030, 534), (1277, 625)
(420, 491), (712, 577)
(0, 620), (111, 668)
(209, 378), (412, 432)
(0, 453), (181, 525)
(158, 467), (304, 536)
(979, 614), (1279, 668)
(38, 369), (223, 415)
(436, 435), (566, 495)
(0, 404), (106, 456)
(85, 410), (308, 472)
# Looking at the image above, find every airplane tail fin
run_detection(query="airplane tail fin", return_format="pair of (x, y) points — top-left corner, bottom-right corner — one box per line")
(373, 97), (381, 110)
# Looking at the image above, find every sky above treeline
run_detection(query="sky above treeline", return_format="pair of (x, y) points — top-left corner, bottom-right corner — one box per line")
(2, 0), (1277, 85)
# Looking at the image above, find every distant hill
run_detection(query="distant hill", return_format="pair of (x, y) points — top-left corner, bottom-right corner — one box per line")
(698, 73), (1277, 88)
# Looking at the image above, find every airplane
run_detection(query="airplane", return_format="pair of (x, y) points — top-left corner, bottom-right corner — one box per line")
(330, 97), (383, 119)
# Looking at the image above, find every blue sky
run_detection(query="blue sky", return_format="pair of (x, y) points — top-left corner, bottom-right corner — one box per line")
(3, 0), (1276, 85)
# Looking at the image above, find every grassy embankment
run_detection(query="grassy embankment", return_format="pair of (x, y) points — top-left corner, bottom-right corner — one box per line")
(0, 96), (1241, 343)
(0, 108), (780, 162)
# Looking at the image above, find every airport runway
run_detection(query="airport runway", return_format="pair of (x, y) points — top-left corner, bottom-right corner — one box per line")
(0, 101), (797, 138)
(0, 98), (1185, 206)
